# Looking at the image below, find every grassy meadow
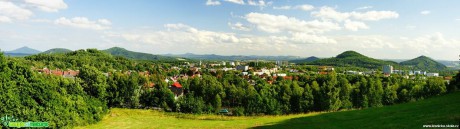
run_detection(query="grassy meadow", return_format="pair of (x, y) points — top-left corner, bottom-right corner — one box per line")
(77, 92), (460, 129)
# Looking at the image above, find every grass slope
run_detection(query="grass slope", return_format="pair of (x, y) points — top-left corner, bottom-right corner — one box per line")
(75, 109), (321, 129)
(77, 92), (460, 129)
(256, 92), (460, 129)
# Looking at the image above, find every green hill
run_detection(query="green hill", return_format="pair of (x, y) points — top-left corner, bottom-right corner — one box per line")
(400, 56), (447, 71)
(41, 48), (72, 54)
(103, 47), (179, 61)
(309, 51), (398, 69)
(291, 56), (320, 64)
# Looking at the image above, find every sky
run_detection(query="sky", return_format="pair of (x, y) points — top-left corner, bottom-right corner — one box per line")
(0, 0), (460, 60)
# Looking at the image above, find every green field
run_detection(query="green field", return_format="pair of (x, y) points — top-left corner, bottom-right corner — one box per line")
(77, 92), (460, 129)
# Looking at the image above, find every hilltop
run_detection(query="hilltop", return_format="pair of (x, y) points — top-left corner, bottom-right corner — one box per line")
(41, 48), (72, 54)
(309, 51), (398, 69)
(4, 46), (41, 56)
(400, 56), (447, 71)
(103, 47), (179, 61)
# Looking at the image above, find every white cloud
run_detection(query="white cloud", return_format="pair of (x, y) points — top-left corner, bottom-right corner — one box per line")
(273, 6), (291, 10)
(406, 25), (416, 29)
(273, 4), (314, 11)
(311, 6), (350, 21)
(247, 0), (271, 9)
(291, 32), (337, 44)
(124, 23), (243, 45)
(405, 32), (455, 50)
(24, 0), (67, 12)
(420, 10), (431, 15)
(0, 1), (34, 20)
(55, 17), (112, 30)
(206, 0), (221, 6)
(98, 19), (112, 25)
(350, 11), (399, 21)
(355, 6), (373, 10)
(245, 12), (341, 33)
(228, 22), (251, 31)
(312, 6), (399, 21)
(294, 4), (314, 11)
(224, 0), (245, 5)
(344, 20), (369, 31)
(0, 16), (12, 23)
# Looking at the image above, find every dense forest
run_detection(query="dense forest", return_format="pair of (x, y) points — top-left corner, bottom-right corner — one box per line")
(0, 49), (459, 128)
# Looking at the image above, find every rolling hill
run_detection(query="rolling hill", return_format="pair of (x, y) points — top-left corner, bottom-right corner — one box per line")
(41, 48), (72, 54)
(4, 46), (41, 56)
(103, 47), (179, 61)
(400, 56), (447, 71)
(290, 56), (320, 64)
(309, 51), (398, 69)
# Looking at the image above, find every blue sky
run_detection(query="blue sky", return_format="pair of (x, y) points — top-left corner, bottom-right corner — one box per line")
(0, 0), (459, 60)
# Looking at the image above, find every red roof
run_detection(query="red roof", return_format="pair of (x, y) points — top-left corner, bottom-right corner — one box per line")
(171, 82), (182, 88)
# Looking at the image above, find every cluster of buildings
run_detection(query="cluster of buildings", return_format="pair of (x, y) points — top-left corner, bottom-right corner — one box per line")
(36, 68), (80, 79)
(383, 65), (439, 77)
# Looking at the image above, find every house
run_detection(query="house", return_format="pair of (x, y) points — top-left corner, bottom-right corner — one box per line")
(51, 69), (64, 76)
(63, 70), (79, 79)
(169, 82), (183, 99)
(426, 73), (439, 77)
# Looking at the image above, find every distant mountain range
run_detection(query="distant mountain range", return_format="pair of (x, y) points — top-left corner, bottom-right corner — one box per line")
(3, 46), (41, 56)
(296, 51), (449, 71)
(1, 47), (457, 70)
(163, 53), (302, 61)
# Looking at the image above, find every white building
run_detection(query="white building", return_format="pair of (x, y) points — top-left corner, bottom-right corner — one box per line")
(426, 73), (439, 77)
(274, 73), (287, 77)
(236, 65), (249, 71)
(383, 65), (393, 75)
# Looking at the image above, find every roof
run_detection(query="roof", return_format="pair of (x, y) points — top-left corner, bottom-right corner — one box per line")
(171, 82), (182, 88)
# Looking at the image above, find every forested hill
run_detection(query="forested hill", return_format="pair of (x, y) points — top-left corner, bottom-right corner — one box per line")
(290, 56), (320, 64)
(400, 56), (447, 71)
(308, 51), (398, 69)
(25, 49), (136, 71)
(103, 47), (179, 61)
(41, 48), (72, 54)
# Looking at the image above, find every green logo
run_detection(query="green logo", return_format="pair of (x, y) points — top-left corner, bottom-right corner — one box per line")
(1, 115), (18, 127)
(1, 115), (49, 128)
